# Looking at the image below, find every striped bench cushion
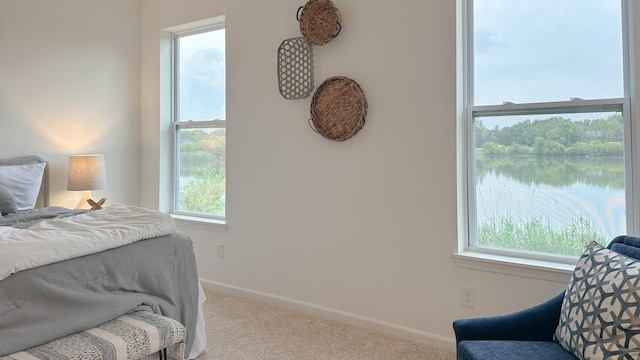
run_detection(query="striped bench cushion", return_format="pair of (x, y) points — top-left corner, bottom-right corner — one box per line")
(1, 311), (186, 360)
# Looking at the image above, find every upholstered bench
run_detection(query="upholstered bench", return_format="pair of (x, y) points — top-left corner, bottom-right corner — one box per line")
(1, 310), (186, 360)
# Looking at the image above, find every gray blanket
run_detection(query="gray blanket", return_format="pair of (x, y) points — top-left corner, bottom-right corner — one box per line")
(0, 225), (199, 357)
(0, 206), (85, 229)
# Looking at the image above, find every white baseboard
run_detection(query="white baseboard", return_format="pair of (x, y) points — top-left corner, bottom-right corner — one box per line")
(199, 278), (457, 353)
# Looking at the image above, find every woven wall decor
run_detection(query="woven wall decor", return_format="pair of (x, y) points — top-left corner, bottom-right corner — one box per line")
(309, 76), (367, 141)
(278, 37), (314, 100)
(297, 0), (342, 46)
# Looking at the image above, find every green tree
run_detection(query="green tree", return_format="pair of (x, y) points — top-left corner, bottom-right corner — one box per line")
(477, 114), (622, 157)
(481, 142), (507, 155)
(179, 128), (226, 214)
(180, 165), (225, 214)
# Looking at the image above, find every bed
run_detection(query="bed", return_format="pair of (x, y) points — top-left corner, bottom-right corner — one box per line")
(0, 155), (206, 359)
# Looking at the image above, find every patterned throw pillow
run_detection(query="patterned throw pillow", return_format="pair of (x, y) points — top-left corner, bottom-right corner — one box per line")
(554, 241), (640, 359)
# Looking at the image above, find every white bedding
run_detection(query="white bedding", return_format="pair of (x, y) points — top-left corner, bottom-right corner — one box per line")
(0, 203), (175, 281)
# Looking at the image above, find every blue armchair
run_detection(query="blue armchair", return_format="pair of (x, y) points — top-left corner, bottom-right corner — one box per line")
(452, 235), (640, 360)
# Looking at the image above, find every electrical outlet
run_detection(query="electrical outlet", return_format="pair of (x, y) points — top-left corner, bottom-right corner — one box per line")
(217, 243), (224, 258)
(461, 286), (475, 308)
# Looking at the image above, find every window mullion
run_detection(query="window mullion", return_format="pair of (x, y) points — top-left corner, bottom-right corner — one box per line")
(470, 99), (626, 118)
(175, 120), (226, 129)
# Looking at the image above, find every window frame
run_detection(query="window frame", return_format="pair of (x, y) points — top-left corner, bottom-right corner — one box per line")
(170, 21), (226, 222)
(459, 0), (636, 265)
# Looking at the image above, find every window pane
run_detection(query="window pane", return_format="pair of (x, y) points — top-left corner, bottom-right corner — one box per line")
(178, 29), (225, 121)
(474, 111), (625, 256)
(473, 0), (623, 105)
(176, 128), (226, 217)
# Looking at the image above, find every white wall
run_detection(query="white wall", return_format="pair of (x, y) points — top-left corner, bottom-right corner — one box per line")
(140, 0), (570, 350)
(0, 0), (140, 208)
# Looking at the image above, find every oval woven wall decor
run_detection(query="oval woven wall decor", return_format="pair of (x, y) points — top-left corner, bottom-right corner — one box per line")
(309, 76), (367, 141)
(277, 37), (314, 100)
(297, 0), (342, 46)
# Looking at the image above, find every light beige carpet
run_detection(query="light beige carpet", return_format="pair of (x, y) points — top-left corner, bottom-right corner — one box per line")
(196, 289), (456, 360)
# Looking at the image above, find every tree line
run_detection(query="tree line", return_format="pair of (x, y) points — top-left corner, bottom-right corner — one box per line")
(476, 115), (623, 156)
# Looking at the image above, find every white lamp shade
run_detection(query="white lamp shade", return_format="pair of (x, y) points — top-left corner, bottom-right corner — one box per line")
(67, 155), (107, 191)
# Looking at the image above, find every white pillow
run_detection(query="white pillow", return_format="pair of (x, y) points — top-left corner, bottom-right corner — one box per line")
(0, 163), (45, 211)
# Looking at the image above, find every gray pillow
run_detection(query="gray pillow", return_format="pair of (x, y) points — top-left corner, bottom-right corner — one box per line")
(0, 183), (17, 214)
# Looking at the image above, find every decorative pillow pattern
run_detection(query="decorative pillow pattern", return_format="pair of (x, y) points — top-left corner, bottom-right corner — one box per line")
(0, 183), (17, 214)
(554, 241), (640, 359)
(0, 163), (45, 211)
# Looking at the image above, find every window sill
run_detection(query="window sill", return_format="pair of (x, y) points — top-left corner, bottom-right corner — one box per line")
(172, 214), (226, 233)
(452, 251), (574, 283)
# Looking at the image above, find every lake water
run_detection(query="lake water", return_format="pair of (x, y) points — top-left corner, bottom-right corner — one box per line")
(475, 156), (626, 239)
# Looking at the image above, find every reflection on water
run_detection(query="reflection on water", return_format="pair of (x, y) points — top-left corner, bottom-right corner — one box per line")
(476, 155), (626, 239)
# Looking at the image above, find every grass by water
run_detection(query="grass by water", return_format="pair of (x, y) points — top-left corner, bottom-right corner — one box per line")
(478, 214), (606, 257)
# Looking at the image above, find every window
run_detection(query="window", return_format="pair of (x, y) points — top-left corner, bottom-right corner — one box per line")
(171, 21), (226, 220)
(462, 0), (633, 262)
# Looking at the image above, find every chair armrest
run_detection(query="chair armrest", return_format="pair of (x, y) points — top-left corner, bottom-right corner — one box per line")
(453, 291), (565, 343)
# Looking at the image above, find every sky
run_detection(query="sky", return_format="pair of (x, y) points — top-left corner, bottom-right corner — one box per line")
(472, 0), (624, 107)
(178, 29), (226, 121)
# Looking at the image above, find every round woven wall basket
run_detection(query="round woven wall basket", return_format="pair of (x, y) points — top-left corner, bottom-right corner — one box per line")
(309, 76), (367, 141)
(297, 0), (342, 46)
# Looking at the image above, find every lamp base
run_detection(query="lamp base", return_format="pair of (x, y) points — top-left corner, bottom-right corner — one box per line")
(87, 197), (106, 210)
(74, 191), (106, 210)
(74, 191), (93, 210)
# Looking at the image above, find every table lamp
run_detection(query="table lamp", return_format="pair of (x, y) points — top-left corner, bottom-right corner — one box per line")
(67, 154), (107, 210)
